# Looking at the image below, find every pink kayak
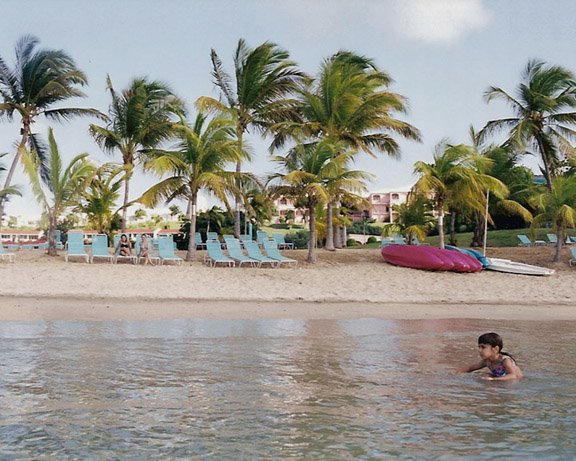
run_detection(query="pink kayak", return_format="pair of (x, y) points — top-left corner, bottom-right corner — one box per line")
(381, 245), (482, 273)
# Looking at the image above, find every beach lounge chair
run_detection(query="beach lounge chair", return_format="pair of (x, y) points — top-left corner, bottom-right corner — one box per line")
(256, 230), (273, 246)
(194, 232), (206, 250)
(242, 241), (279, 268)
(0, 243), (15, 263)
(113, 234), (137, 264)
(158, 236), (183, 265)
(205, 241), (235, 267)
(517, 234), (546, 246)
(134, 237), (161, 265)
(546, 233), (558, 245)
(90, 234), (113, 263)
(263, 239), (297, 267)
(272, 233), (294, 250)
(570, 248), (576, 266)
(225, 238), (259, 267)
(65, 232), (89, 263)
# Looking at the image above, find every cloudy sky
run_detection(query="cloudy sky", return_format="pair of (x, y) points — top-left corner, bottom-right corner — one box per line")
(2, 0), (576, 220)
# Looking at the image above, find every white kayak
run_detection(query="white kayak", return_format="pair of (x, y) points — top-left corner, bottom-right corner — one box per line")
(485, 258), (555, 276)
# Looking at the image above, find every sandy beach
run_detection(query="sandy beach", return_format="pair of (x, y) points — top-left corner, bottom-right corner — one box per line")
(1, 246), (575, 322)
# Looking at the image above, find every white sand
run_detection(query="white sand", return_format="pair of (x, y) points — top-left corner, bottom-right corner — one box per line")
(0, 249), (574, 321)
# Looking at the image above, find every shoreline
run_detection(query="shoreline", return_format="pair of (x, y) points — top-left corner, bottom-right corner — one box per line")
(2, 295), (575, 322)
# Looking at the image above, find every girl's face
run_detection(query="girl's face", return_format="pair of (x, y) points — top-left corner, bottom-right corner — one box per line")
(121, 235), (127, 241)
(478, 343), (500, 360)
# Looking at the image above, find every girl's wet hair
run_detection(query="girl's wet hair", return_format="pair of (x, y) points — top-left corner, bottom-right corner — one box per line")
(478, 332), (503, 350)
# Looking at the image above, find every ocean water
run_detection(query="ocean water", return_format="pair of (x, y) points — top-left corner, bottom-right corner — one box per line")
(0, 317), (574, 459)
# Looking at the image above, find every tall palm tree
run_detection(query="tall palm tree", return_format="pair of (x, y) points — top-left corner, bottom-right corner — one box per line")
(197, 39), (306, 237)
(22, 128), (94, 255)
(413, 142), (510, 249)
(479, 60), (576, 192)
(530, 175), (576, 262)
(270, 140), (370, 263)
(381, 194), (436, 244)
(0, 153), (22, 218)
(89, 76), (185, 232)
(0, 35), (104, 226)
(272, 51), (421, 250)
(139, 112), (251, 261)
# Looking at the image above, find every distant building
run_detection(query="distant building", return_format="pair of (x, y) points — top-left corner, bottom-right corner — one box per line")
(272, 197), (306, 224)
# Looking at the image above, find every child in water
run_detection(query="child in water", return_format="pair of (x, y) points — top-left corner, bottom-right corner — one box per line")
(458, 332), (523, 381)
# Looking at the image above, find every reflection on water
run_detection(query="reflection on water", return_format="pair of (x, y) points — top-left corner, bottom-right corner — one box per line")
(0, 318), (574, 459)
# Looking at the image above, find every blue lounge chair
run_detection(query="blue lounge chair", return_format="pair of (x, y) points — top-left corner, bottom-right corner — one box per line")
(225, 238), (259, 267)
(256, 230), (273, 246)
(113, 234), (137, 264)
(90, 234), (113, 263)
(65, 232), (89, 263)
(263, 240), (297, 267)
(272, 233), (294, 250)
(194, 232), (206, 250)
(517, 234), (545, 246)
(205, 241), (235, 267)
(134, 237), (160, 265)
(0, 244), (15, 263)
(158, 236), (183, 265)
(546, 233), (558, 245)
(243, 241), (279, 268)
(570, 248), (576, 266)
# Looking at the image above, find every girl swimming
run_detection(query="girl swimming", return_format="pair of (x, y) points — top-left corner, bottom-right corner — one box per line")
(458, 332), (523, 381)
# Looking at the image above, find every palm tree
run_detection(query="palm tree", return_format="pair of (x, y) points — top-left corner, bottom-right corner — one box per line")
(413, 142), (511, 249)
(22, 128), (94, 255)
(381, 194), (435, 244)
(197, 39), (306, 237)
(479, 60), (576, 192)
(530, 175), (576, 262)
(76, 164), (125, 234)
(89, 76), (185, 232)
(270, 140), (370, 263)
(0, 35), (104, 226)
(272, 51), (421, 250)
(139, 112), (251, 261)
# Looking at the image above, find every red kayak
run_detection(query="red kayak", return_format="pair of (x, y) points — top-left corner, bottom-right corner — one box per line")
(381, 245), (482, 273)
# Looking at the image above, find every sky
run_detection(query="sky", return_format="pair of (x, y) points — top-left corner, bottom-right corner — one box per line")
(2, 0), (576, 222)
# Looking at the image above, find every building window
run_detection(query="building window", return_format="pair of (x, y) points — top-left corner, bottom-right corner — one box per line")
(279, 198), (287, 205)
(391, 193), (399, 200)
(372, 194), (380, 202)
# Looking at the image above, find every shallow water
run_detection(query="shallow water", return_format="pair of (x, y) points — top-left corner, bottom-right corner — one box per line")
(0, 317), (574, 459)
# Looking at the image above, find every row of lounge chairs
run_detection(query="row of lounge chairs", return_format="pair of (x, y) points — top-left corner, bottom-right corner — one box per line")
(65, 233), (183, 265)
(517, 234), (576, 247)
(204, 237), (297, 268)
(194, 231), (294, 250)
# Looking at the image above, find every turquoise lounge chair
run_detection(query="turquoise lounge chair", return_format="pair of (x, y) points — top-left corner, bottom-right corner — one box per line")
(205, 241), (235, 267)
(517, 234), (546, 246)
(113, 234), (137, 264)
(194, 232), (206, 250)
(134, 237), (161, 265)
(272, 233), (294, 250)
(225, 239), (259, 267)
(546, 233), (558, 245)
(263, 240), (297, 267)
(65, 232), (89, 263)
(90, 234), (113, 263)
(243, 241), (278, 268)
(257, 230), (273, 246)
(570, 248), (576, 266)
(0, 244), (15, 263)
(158, 236), (183, 265)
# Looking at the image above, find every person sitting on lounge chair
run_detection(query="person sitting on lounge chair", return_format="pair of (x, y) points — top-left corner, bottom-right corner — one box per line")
(116, 234), (132, 257)
(138, 234), (154, 265)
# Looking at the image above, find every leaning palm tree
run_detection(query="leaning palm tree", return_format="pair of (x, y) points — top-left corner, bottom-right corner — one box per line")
(413, 142), (511, 249)
(0, 35), (104, 226)
(270, 140), (370, 263)
(479, 60), (576, 192)
(272, 51), (421, 250)
(0, 153), (22, 212)
(139, 112), (252, 261)
(197, 39), (306, 237)
(22, 128), (94, 255)
(89, 76), (185, 232)
(382, 194), (436, 245)
(530, 175), (576, 262)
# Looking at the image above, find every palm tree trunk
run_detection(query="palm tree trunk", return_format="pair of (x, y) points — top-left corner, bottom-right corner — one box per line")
(186, 193), (198, 261)
(536, 135), (555, 193)
(47, 213), (58, 256)
(471, 212), (484, 247)
(121, 171), (131, 233)
(307, 205), (317, 263)
(449, 211), (458, 246)
(0, 126), (29, 230)
(554, 228), (563, 263)
(438, 209), (445, 249)
(334, 223), (342, 249)
(324, 202), (335, 251)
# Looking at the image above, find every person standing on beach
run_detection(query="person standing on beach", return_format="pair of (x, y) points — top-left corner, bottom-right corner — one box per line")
(457, 332), (523, 381)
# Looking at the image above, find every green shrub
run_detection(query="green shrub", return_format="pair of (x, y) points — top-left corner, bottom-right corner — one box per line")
(366, 236), (378, 244)
(285, 230), (309, 249)
(346, 238), (359, 246)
